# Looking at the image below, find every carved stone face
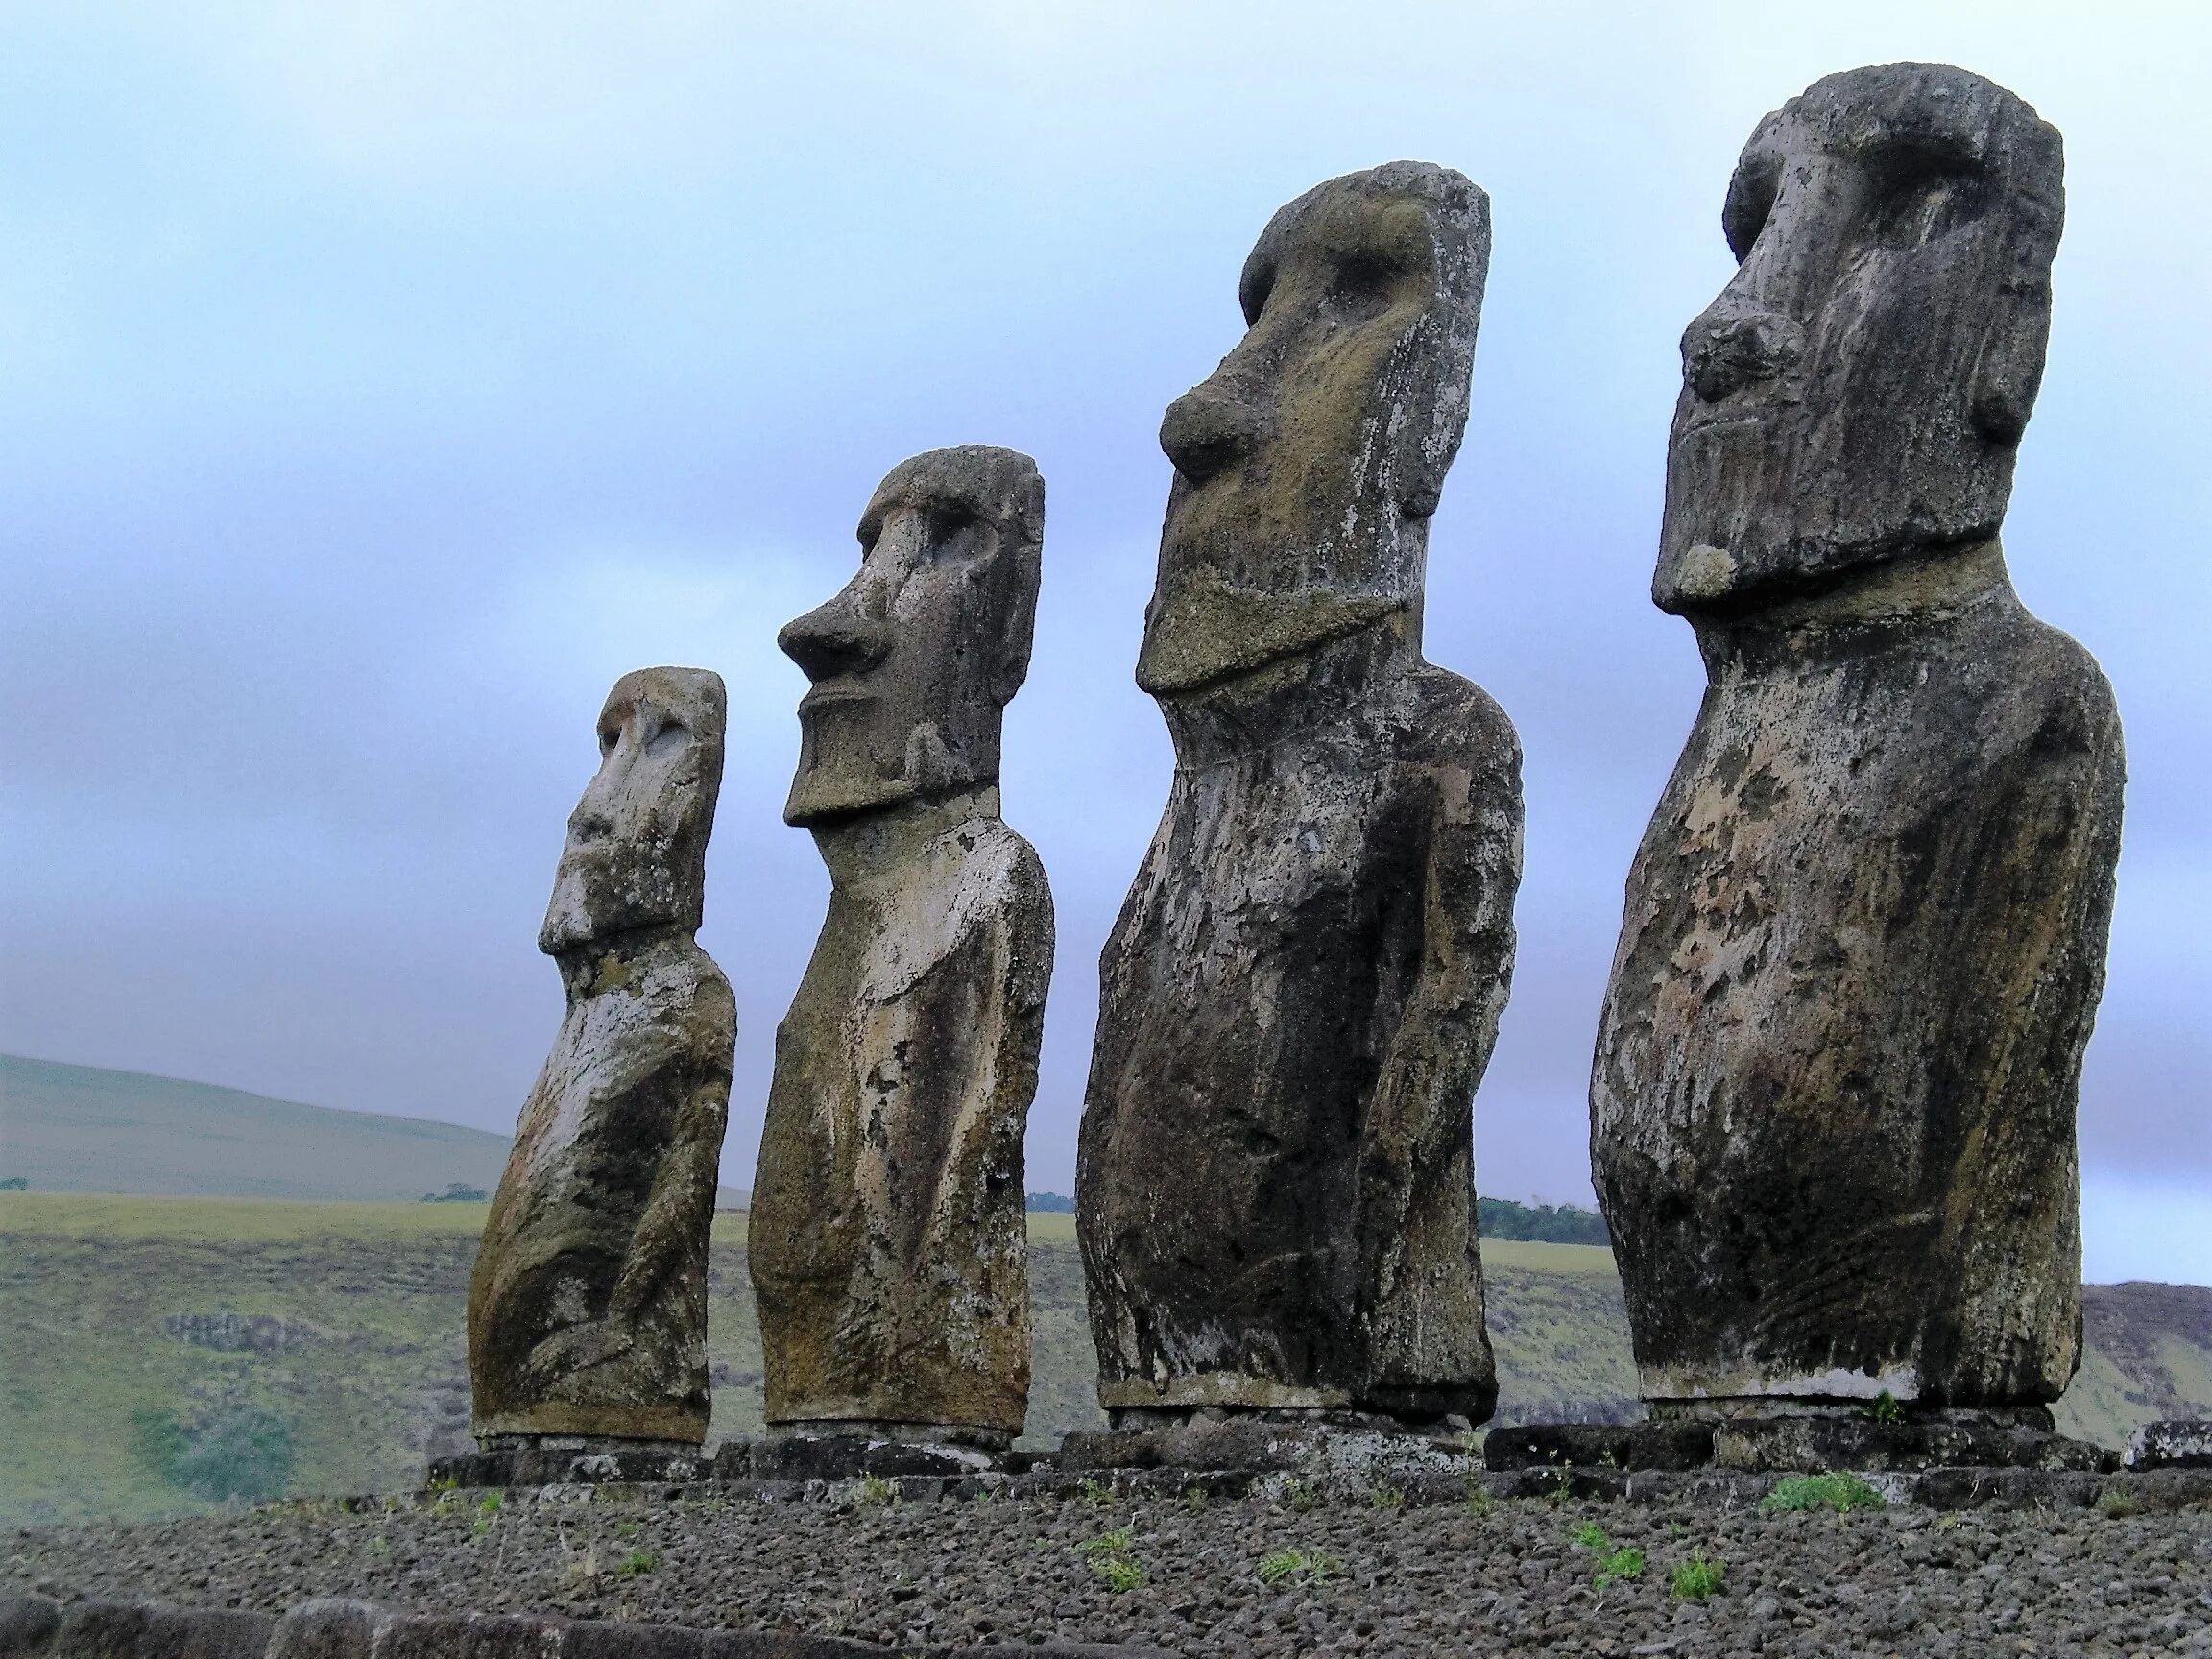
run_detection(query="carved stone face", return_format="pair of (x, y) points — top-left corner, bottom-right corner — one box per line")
(781, 446), (1044, 825)
(1656, 63), (2064, 613)
(1137, 162), (1488, 695)
(539, 666), (728, 953)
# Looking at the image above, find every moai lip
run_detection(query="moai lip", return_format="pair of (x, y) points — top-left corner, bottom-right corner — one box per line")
(1592, 64), (2125, 1419)
(1076, 161), (1524, 1429)
(750, 445), (1053, 1449)
(468, 667), (735, 1446)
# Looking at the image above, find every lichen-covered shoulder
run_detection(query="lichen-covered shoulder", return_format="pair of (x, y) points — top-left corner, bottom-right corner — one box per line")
(632, 943), (737, 1061)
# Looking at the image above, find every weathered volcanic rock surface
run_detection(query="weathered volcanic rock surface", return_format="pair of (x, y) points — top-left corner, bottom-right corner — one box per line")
(11, 1490), (2211, 1656)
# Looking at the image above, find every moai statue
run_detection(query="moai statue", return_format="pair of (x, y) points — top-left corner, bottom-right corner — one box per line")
(469, 668), (735, 1448)
(1593, 65), (2124, 1421)
(749, 446), (1053, 1451)
(1076, 163), (1524, 1430)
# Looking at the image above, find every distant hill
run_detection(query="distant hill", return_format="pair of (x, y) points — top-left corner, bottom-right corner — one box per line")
(0, 1054), (513, 1204)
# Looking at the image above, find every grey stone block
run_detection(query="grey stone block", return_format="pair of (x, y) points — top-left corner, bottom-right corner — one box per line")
(51, 1602), (272, 1659)
(1483, 1422), (1715, 1472)
(0, 1595), (61, 1659)
(2127, 1420), (2212, 1469)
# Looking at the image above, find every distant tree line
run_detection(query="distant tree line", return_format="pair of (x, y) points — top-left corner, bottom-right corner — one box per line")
(420, 1183), (489, 1203)
(1477, 1197), (1610, 1245)
(1026, 1192), (1075, 1214)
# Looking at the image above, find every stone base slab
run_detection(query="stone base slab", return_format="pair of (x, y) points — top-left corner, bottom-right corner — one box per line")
(1062, 1408), (1473, 1479)
(2128, 1420), (2212, 1469)
(0, 1594), (1166, 1659)
(1485, 1416), (2117, 1474)
(429, 1440), (714, 1489)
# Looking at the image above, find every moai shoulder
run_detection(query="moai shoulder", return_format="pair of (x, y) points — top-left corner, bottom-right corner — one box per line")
(468, 667), (735, 1448)
(1593, 63), (2124, 1423)
(750, 446), (1052, 1451)
(1078, 162), (1523, 1433)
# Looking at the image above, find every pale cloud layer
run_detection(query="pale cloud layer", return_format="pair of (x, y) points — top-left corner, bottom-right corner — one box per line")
(2, 2), (2205, 1279)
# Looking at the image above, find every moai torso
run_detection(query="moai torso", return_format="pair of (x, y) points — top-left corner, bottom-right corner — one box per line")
(752, 803), (1049, 1435)
(1591, 65), (2123, 1412)
(1076, 163), (1522, 1426)
(469, 668), (734, 1444)
(748, 447), (1053, 1446)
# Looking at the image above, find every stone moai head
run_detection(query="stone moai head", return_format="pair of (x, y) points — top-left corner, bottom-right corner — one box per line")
(780, 445), (1045, 825)
(1656, 63), (2064, 613)
(539, 666), (729, 953)
(1137, 161), (1489, 695)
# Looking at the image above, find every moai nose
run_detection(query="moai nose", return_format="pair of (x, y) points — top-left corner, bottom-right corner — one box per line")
(1681, 305), (1808, 403)
(1160, 383), (1269, 484)
(778, 600), (893, 683)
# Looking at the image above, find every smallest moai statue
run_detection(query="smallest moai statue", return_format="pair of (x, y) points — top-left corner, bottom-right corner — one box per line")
(468, 667), (735, 1450)
(749, 446), (1053, 1452)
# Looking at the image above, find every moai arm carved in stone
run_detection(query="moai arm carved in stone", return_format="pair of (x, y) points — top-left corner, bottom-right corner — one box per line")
(1592, 64), (2124, 1417)
(1076, 162), (1523, 1429)
(749, 446), (1052, 1450)
(469, 668), (734, 1446)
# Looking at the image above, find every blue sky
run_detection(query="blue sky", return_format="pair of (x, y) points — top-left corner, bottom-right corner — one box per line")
(2, 2), (2205, 1284)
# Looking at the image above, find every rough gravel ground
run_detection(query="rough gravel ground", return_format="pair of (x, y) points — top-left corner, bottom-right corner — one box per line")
(9, 1488), (2211, 1656)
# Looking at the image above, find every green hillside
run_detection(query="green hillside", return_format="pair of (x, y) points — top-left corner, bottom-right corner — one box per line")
(0, 1054), (512, 1203)
(6, 1191), (2208, 1530)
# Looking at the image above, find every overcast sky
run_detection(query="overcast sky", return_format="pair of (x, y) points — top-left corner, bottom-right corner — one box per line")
(3, 2), (2205, 1284)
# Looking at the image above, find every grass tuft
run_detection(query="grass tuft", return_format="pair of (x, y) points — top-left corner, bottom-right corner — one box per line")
(1761, 1472), (1886, 1513)
(1671, 1550), (1724, 1599)
(1257, 1547), (1338, 1587)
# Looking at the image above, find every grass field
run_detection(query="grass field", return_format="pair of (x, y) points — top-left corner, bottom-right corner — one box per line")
(4, 1190), (2206, 1529)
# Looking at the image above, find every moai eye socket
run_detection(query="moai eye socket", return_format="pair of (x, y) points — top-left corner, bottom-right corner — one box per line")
(645, 716), (691, 758)
(1860, 142), (1989, 251)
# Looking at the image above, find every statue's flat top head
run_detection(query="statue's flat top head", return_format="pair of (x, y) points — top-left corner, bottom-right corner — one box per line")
(539, 665), (727, 953)
(781, 445), (1044, 825)
(1138, 162), (1490, 695)
(1657, 62), (2064, 613)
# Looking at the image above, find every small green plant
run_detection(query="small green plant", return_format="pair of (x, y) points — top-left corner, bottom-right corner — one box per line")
(1183, 1482), (1209, 1510)
(1079, 1527), (1142, 1592)
(615, 1517), (641, 1538)
(1861, 1389), (1905, 1426)
(1092, 1555), (1144, 1593)
(857, 1473), (898, 1506)
(1671, 1551), (1724, 1600)
(617, 1548), (657, 1577)
(1463, 1479), (1493, 1517)
(368, 1535), (390, 1557)
(1369, 1481), (1404, 1511)
(1257, 1547), (1337, 1586)
(1570, 1521), (1645, 1589)
(477, 1492), (502, 1513)
(1280, 1476), (1318, 1514)
(2095, 1486), (2142, 1519)
(1762, 1473), (1887, 1514)
(1078, 1476), (1114, 1508)
(427, 1473), (461, 1493)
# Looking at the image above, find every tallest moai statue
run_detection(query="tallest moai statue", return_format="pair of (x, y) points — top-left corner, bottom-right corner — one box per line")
(1593, 65), (2125, 1417)
(1077, 162), (1524, 1429)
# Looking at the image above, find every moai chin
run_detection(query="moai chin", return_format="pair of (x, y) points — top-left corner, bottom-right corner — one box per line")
(1076, 162), (1525, 1428)
(469, 667), (735, 1446)
(1592, 64), (2125, 1418)
(749, 445), (1053, 1450)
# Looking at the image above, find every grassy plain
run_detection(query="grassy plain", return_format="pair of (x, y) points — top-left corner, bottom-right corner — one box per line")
(4, 1190), (2207, 1529)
